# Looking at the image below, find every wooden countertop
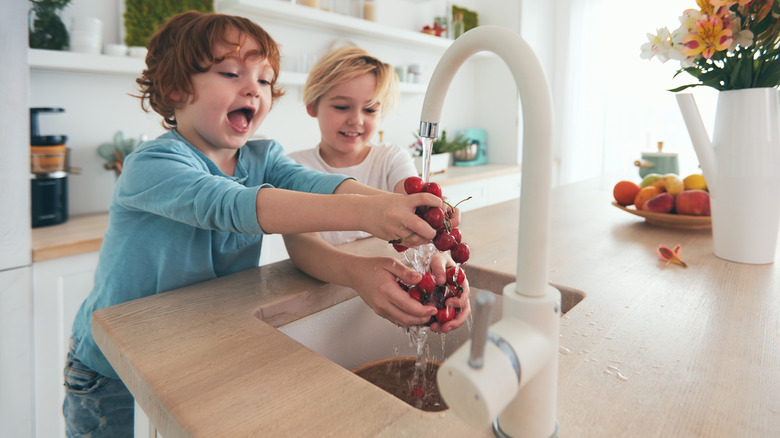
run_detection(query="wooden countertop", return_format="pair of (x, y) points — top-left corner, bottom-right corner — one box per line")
(91, 172), (780, 437)
(31, 212), (108, 262)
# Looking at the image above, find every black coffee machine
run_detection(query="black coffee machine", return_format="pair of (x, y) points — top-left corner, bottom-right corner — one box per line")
(30, 107), (69, 228)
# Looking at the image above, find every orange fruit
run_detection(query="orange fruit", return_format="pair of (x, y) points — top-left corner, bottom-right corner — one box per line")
(613, 180), (641, 206)
(634, 186), (662, 210)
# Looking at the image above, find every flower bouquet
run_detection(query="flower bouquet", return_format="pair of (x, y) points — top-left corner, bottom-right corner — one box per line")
(641, 0), (780, 91)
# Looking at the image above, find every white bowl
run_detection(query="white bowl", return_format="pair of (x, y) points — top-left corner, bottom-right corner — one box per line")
(72, 17), (103, 34)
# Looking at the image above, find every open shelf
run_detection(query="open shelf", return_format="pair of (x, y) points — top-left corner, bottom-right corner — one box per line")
(28, 48), (428, 93)
(216, 0), (453, 51)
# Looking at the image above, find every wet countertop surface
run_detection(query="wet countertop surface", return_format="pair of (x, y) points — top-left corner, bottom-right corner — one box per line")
(92, 172), (779, 437)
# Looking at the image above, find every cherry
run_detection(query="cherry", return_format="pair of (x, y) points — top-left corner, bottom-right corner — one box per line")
(422, 182), (443, 198)
(404, 176), (425, 194)
(433, 230), (455, 251)
(446, 265), (465, 285)
(436, 306), (455, 323)
(408, 286), (422, 301)
(412, 385), (425, 399)
(392, 243), (408, 252)
(423, 207), (445, 230)
(450, 242), (470, 264)
(450, 228), (462, 243)
(417, 272), (436, 294)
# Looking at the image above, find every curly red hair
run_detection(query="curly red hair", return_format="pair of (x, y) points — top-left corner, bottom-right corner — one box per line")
(135, 11), (285, 129)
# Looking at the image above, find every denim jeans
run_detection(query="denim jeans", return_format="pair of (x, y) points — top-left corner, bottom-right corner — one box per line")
(63, 338), (134, 438)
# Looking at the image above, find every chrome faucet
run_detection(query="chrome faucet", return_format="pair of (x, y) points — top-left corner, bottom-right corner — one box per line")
(419, 26), (560, 438)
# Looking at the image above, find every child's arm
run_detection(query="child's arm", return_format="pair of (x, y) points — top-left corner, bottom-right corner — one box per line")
(255, 186), (441, 245)
(283, 232), (438, 327)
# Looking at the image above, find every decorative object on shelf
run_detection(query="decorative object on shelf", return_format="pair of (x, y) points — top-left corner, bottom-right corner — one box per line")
(123, 0), (213, 47)
(451, 12), (464, 39)
(451, 5), (477, 34)
(97, 131), (145, 176)
(363, 0), (376, 21)
(69, 16), (103, 55)
(28, 0), (71, 51)
(420, 20), (447, 37)
(643, 1), (780, 264)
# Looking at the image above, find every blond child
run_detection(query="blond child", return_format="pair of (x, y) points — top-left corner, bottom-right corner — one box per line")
(64, 13), (444, 437)
(287, 46), (470, 333)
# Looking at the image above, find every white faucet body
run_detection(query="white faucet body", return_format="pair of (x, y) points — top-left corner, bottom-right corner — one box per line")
(420, 26), (560, 437)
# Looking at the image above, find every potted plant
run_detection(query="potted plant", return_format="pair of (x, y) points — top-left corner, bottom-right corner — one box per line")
(410, 130), (470, 175)
(29, 0), (71, 51)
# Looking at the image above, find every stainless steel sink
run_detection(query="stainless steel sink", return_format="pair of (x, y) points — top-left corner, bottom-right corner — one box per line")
(274, 265), (585, 371)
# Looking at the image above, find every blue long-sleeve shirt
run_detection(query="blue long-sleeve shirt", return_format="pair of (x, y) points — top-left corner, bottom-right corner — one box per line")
(72, 130), (350, 378)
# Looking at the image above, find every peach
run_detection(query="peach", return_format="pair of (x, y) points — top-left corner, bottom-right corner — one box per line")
(675, 189), (711, 216)
(643, 192), (674, 213)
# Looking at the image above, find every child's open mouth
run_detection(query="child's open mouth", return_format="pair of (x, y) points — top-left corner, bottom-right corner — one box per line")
(227, 108), (255, 133)
(340, 131), (362, 138)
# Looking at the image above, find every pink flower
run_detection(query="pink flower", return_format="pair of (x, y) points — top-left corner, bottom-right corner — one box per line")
(681, 16), (734, 58)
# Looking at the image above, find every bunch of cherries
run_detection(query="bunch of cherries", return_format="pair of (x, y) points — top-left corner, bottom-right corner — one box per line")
(392, 176), (471, 325)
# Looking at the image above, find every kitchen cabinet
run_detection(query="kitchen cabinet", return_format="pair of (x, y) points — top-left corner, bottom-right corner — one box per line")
(31, 252), (98, 438)
(0, 268), (34, 438)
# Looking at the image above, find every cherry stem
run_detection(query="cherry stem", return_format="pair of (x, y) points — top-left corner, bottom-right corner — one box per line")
(388, 232), (417, 245)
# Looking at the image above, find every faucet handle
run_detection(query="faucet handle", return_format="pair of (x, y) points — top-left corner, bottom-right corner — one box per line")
(468, 290), (496, 369)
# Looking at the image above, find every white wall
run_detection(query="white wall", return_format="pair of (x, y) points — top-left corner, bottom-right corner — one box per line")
(32, 0), (518, 216)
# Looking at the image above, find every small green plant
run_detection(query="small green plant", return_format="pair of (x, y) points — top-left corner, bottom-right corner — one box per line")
(410, 130), (471, 156)
(98, 131), (145, 175)
(123, 0), (213, 47)
(29, 0), (71, 50)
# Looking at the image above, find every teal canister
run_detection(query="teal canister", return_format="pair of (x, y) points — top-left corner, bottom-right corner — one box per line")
(634, 141), (679, 177)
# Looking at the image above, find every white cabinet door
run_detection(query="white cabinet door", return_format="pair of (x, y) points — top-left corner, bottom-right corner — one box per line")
(32, 252), (98, 438)
(0, 267), (34, 437)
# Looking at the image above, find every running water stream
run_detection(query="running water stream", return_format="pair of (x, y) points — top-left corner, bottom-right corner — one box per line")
(404, 137), (443, 409)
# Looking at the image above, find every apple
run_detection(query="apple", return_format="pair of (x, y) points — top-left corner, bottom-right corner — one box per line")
(675, 189), (711, 216)
(643, 192), (674, 213)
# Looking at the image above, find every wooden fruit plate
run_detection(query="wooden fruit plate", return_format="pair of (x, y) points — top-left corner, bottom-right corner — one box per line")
(612, 202), (712, 230)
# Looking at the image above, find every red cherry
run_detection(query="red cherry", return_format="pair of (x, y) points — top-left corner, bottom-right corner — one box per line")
(445, 265), (465, 285)
(417, 272), (436, 294)
(412, 385), (425, 399)
(422, 182), (443, 198)
(408, 286), (422, 302)
(436, 306), (455, 323)
(392, 243), (408, 252)
(450, 228), (462, 243)
(450, 242), (470, 264)
(404, 176), (424, 194)
(423, 207), (445, 230)
(433, 231), (455, 251)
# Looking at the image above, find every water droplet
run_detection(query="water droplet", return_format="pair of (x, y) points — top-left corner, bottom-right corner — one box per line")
(559, 346), (571, 355)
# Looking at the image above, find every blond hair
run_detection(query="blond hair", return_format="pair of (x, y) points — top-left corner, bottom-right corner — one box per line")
(303, 46), (398, 116)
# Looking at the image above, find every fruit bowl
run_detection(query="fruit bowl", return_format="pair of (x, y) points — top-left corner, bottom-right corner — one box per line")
(612, 202), (711, 230)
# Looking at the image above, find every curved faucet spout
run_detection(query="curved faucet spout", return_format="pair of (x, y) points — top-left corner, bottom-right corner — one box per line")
(424, 26), (560, 438)
(419, 25), (554, 299)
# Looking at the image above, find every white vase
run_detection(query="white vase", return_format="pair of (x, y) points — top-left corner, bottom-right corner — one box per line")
(677, 88), (780, 264)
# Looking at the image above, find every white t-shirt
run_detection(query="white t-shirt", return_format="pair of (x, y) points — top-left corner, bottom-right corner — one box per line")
(288, 143), (418, 246)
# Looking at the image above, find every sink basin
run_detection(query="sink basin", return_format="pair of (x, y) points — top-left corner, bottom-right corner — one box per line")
(274, 265), (585, 371)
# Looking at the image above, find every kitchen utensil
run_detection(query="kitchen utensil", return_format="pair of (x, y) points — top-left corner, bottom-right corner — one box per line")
(634, 141), (678, 177)
(454, 128), (487, 166)
(30, 107), (69, 227)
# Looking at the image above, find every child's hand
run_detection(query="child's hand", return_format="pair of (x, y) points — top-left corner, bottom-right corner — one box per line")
(363, 192), (444, 246)
(352, 257), (438, 327)
(427, 251), (471, 333)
